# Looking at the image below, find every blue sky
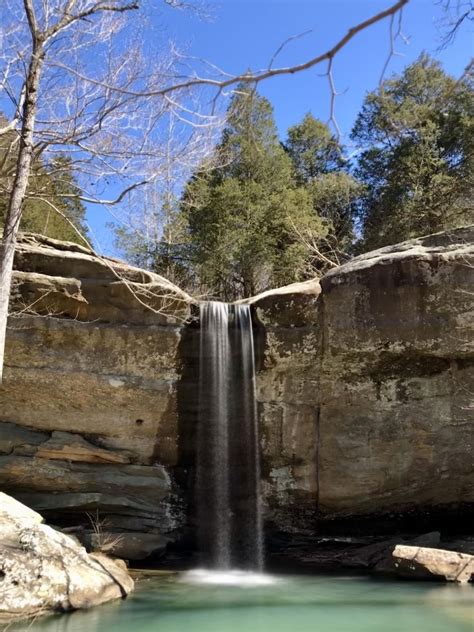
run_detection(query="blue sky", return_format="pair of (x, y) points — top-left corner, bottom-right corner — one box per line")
(88, 0), (472, 254)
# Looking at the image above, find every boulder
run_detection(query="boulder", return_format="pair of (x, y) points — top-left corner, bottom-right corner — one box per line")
(0, 494), (134, 622)
(392, 545), (474, 583)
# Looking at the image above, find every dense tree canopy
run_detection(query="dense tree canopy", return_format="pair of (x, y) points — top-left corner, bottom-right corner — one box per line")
(181, 87), (324, 300)
(118, 55), (473, 297)
(285, 113), (361, 257)
(352, 54), (474, 251)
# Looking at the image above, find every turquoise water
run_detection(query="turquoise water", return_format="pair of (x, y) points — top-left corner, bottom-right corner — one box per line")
(13, 571), (474, 632)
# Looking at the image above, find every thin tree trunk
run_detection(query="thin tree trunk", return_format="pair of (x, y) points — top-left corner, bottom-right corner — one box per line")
(0, 44), (43, 382)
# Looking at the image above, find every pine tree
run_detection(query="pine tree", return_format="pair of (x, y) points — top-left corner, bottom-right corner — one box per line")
(352, 54), (474, 251)
(182, 86), (322, 299)
(285, 113), (361, 260)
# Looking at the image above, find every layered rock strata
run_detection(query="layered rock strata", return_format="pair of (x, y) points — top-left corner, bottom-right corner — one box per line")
(1, 234), (191, 558)
(252, 226), (474, 534)
(0, 227), (473, 561)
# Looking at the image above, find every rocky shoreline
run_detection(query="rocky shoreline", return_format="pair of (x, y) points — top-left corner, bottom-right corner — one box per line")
(1, 493), (473, 622)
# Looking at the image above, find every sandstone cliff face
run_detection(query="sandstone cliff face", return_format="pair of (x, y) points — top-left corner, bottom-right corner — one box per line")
(318, 228), (473, 517)
(0, 228), (473, 559)
(0, 234), (192, 558)
(252, 226), (474, 534)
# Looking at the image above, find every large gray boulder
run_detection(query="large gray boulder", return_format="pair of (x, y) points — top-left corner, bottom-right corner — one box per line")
(0, 493), (134, 623)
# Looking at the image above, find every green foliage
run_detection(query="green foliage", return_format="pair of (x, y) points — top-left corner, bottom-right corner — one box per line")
(117, 56), (472, 294)
(286, 113), (344, 182)
(0, 122), (88, 244)
(182, 87), (324, 299)
(284, 112), (361, 255)
(352, 54), (474, 251)
(115, 204), (193, 289)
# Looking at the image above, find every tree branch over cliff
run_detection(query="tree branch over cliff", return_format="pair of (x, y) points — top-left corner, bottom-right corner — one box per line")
(46, 0), (409, 99)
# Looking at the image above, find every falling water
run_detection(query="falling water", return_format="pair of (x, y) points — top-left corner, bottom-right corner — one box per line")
(197, 301), (264, 571)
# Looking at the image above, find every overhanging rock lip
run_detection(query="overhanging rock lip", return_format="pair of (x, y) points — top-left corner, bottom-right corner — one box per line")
(234, 277), (322, 307)
(321, 224), (474, 283)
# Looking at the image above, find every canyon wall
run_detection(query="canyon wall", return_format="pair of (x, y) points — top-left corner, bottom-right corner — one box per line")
(0, 228), (472, 558)
(253, 227), (474, 537)
(0, 234), (193, 559)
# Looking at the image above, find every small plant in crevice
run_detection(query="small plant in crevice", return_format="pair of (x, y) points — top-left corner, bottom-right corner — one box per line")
(86, 511), (124, 555)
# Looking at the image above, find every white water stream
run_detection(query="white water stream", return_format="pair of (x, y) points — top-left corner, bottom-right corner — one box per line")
(197, 302), (264, 570)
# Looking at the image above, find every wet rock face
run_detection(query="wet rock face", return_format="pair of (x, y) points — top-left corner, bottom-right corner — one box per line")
(252, 285), (322, 534)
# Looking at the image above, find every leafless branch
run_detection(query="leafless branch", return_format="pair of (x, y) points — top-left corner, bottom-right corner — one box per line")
(268, 29), (313, 70)
(436, 0), (474, 49)
(379, 7), (408, 87)
(27, 195), (193, 321)
(45, 0), (409, 99)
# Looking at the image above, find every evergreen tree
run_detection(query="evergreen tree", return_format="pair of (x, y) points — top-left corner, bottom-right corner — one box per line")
(352, 54), (474, 251)
(182, 86), (323, 299)
(286, 113), (344, 182)
(285, 113), (361, 258)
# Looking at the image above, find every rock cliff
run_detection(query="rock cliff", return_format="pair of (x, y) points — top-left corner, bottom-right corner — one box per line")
(253, 226), (474, 538)
(0, 227), (472, 561)
(1, 233), (193, 559)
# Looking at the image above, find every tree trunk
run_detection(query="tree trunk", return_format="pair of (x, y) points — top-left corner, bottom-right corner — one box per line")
(0, 44), (43, 383)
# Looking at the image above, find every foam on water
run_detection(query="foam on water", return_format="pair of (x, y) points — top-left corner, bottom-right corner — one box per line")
(180, 569), (279, 587)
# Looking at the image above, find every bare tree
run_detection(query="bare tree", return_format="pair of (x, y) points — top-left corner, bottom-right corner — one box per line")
(436, 0), (474, 48)
(0, 0), (223, 381)
(0, 0), (408, 382)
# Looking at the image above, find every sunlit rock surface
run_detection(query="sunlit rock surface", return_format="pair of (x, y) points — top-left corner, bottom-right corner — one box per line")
(0, 227), (473, 562)
(0, 234), (190, 558)
(251, 226), (474, 533)
(0, 493), (134, 622)
(392, 545), (474, 583)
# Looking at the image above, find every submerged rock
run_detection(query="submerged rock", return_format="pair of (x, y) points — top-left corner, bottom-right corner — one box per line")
(392, 545), (474, 583)
(0, 493), (134, 622)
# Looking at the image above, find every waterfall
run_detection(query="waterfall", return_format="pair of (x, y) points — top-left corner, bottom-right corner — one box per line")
(197, 301), (264, 570)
